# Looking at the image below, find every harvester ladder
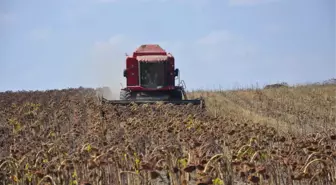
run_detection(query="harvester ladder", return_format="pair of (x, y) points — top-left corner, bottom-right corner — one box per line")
(180, 80), (188, 100)
(182, 89), (188, 100)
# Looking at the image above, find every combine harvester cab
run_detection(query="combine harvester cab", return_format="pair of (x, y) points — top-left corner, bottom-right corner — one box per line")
(97, 44), (204, 108)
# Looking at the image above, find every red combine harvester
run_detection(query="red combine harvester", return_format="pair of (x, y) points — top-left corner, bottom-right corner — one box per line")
(99, 44), (204, 106)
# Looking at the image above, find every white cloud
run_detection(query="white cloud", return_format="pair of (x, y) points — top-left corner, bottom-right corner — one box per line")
(229, 0), (280, 6)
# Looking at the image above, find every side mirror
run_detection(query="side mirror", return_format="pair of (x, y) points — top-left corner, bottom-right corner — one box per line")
(174, 68), (179, 77)
(123, 69), (127, 77)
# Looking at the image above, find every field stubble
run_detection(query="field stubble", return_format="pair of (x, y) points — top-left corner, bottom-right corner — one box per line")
(0, 84), (335, 185)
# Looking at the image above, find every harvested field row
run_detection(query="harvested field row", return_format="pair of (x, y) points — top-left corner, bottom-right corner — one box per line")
(190, 84), (336, 135)
(0, 86), (335, 185)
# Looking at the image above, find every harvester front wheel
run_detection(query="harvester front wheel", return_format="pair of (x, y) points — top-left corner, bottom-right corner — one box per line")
(170, 89), (183, 100)
(120, 89), (131, 100)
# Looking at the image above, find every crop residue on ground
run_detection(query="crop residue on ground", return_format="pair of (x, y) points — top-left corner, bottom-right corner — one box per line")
(0, 84), (335, 185)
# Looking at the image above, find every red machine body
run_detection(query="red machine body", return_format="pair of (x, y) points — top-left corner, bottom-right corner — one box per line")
(123, 44), (177, 92)
(97, 44), (204, 106)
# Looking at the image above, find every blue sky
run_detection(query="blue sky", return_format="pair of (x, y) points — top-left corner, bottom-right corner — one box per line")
(0, 0), (335, 94)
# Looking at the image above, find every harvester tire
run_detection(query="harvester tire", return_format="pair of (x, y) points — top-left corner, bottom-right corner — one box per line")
(120, 90), (131, 100)
(171, 89), (183, 100)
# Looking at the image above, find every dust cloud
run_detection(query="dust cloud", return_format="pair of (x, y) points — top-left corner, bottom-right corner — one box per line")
(85, 36), (135, 100)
